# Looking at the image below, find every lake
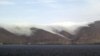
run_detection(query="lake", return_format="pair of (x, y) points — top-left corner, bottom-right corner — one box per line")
(0, 45), (100, 56)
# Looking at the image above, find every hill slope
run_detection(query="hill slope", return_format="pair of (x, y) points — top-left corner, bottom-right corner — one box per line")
(0, 21), (100, 45)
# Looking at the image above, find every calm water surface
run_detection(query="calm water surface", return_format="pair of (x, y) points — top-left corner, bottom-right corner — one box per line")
(0, 45), (100, 56)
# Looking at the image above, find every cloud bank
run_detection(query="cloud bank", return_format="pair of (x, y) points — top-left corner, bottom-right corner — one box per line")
(0, 0), (100, 36)
(0, 21), (91, 36)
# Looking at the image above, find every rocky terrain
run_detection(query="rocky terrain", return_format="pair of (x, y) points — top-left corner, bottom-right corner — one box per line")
(0, 20), (100, 45)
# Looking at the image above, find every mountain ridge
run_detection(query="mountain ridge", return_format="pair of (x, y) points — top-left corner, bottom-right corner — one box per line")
(0, 21), (99, 45)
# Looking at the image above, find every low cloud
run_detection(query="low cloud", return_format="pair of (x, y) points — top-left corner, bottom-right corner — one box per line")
(0, 21), (91, 36)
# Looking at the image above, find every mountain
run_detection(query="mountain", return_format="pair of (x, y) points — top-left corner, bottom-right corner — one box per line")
(75, 21), (100, 44)
(0, 27), (71, 45)
(0, 20), (100, 45)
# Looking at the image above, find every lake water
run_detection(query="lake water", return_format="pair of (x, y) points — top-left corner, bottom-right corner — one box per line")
(0, 45), (100, 56)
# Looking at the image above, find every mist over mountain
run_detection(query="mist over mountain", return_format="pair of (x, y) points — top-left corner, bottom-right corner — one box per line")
(0, 20), (99, 45)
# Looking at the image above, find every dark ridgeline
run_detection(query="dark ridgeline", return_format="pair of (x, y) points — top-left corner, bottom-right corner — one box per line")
(75, 21), (100, 44)
(0, 20), (100, 45)
(0, 45), (100, 56)
(0, 26), (71, 45)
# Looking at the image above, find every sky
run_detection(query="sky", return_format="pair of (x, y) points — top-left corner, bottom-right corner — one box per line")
(0, 0), (100, 25)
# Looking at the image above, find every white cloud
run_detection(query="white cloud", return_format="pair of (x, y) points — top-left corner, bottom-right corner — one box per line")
(0, 21), (89, 36)
(48, 21), (89, 34)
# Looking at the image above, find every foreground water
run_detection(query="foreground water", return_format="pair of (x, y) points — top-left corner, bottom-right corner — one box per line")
(0, 45), (100, 56)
